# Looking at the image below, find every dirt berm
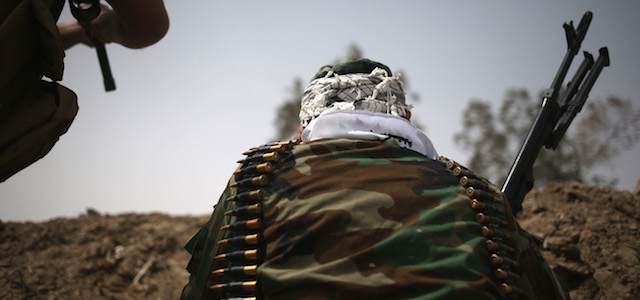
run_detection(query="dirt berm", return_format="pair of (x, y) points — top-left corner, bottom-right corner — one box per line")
(1, 181), (639, 299)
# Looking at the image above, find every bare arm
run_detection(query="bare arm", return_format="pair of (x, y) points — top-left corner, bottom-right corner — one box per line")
(58, 0), (169, 50)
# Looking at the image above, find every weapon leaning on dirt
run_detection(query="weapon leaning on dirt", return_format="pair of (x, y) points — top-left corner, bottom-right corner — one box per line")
(501, 11), (610, 215)
(68, 0), (116, 92)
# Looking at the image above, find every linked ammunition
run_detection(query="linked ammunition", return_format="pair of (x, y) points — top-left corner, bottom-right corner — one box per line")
(237, 152), (279, 164)
(225, 203), (262, 217)
(212, 265), (258, 277)
(226, 189), (264, 203)
(475, 213), (507, 226)
(490, 254), (519, 268)
(250, 140), (296, 151)
(209, 280), (257, 293)
(218, 233), (261, 246)
(495, 268), (520, 281)
(215, 249), (260, 262)
(460, 176), (494, 192)
(485, 239), (515, 253)
(221, 218), (262, 231)
(231, 175), (269, 189)
(466, 187), (501, 203)
(234, 162), (274, 175)
(481, 226), (512, 240)
(469, 199), (504, 214)
(244, 144), (285, 155)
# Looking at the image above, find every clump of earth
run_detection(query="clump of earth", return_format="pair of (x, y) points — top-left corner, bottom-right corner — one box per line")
(1, 181), (638, 299)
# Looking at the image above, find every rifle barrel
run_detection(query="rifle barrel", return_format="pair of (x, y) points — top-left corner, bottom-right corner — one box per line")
(501, 11), (604, 215)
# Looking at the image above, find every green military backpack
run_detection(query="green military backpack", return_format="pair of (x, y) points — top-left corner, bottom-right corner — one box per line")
(0, 0), (78, 182)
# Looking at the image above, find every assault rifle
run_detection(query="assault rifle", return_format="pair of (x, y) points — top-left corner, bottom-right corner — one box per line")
(68, 0), (116, 91)
(501, 11), (610, 215)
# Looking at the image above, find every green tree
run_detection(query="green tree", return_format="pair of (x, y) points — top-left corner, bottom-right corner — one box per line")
(454, 89), (640, 188)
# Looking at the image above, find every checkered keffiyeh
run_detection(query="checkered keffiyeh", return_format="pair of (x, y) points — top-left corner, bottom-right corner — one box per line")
(299, 60), (411, 127)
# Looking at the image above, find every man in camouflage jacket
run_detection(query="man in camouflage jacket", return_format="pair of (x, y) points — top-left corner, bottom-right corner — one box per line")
(181, 59), (568, 300)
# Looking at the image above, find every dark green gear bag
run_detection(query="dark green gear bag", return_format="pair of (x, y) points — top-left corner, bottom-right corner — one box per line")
(0, 0), (78, 182)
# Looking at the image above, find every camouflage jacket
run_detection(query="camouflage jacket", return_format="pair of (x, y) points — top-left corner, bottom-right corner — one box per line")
(181, 138), (568, 300)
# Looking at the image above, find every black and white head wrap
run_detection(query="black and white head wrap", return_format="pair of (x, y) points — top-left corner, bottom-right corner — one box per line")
(299, 67), (412, 127)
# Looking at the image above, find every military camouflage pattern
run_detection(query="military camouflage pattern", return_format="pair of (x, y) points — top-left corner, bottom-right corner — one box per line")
(182, 138), (567, 300)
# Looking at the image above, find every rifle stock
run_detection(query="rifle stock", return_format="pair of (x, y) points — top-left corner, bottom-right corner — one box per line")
(501, 12), (610, 215)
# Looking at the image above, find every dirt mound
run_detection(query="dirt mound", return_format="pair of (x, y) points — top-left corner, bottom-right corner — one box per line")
(518, 181), (640, 300)
(1, 181), (638, 299)
(0, 211), (208, 300)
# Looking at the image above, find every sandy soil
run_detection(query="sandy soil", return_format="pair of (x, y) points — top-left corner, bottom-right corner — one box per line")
(1, 181), (638, 299)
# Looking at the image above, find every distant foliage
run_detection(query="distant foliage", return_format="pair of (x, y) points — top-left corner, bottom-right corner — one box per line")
(454, 89), (640, 188)
(272, 78), (304, 141)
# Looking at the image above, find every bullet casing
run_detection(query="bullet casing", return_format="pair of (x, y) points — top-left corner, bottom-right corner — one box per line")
(490, 253), (519, 268)
(218, 234), (261, 246)
(485, 239), (515, 253)
(215, 249), (260, 262)
(498, 283), (524, 295)
(235, 162), (274, 176)
(460, 176), (494, 192)
(495, 268), (520, 280)
(466, 187), (501, 203)
(232, 175), (269, 189)
(238, 152), (279, 164)
(221, 218), (262, 231)
(475, 213), (508, 226)
(481, 226), (511, 240)
(225, 203), (262, 217)
(212, 265), (258, 277)
(226, 189), (264, 203)
(209, 280), (257, 292)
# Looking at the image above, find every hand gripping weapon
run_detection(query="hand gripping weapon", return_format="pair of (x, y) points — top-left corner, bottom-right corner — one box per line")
(68, 0), (116, 91)
(501, 11), (610, 215)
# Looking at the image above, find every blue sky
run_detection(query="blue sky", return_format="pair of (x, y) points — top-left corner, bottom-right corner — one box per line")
(1, 1), (639, 221)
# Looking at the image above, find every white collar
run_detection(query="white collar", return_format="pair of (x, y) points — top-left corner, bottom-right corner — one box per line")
(301, 110), (438, 160)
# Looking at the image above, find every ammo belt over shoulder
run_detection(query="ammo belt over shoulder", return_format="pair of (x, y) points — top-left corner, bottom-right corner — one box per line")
(439, 156), (523, 300)
(208, 140), (297, 300)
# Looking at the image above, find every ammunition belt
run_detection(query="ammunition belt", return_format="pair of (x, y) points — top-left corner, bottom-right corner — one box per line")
(208, 140), (298, 300)
(438, 156), (523, 300)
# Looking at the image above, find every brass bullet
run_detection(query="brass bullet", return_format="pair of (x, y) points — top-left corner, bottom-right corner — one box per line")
(475, 213), (507, 226)
(485, 240), (515, 253)
(460, 176), (494, 192)
(231, 175), (268, 188)
(234, 162), (274, 175)
(209, 280), (257, 292)
(466, 187), (501, 203)
(221, 218), (262, 231)
(211, 265), (258, 277)
(226, 189), (264, 203)
(499, 283), (513, 294)
(224, 203), (262, 217)
(237, 152), (279, 164)
(490, 253), (519, 268)
(244, 144), (285, 155)
(446, 160), (456, 170)
(215, 249), (260, 262)
(495, 268), (520, 280)
(469, 199), (504, 214)
(481, 226), (511, 240)
(218, 234), (261, 246)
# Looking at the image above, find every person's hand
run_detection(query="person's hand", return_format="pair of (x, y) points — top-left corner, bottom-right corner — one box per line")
(77, 4), (119, 45)
(58, 0), (169, 50)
